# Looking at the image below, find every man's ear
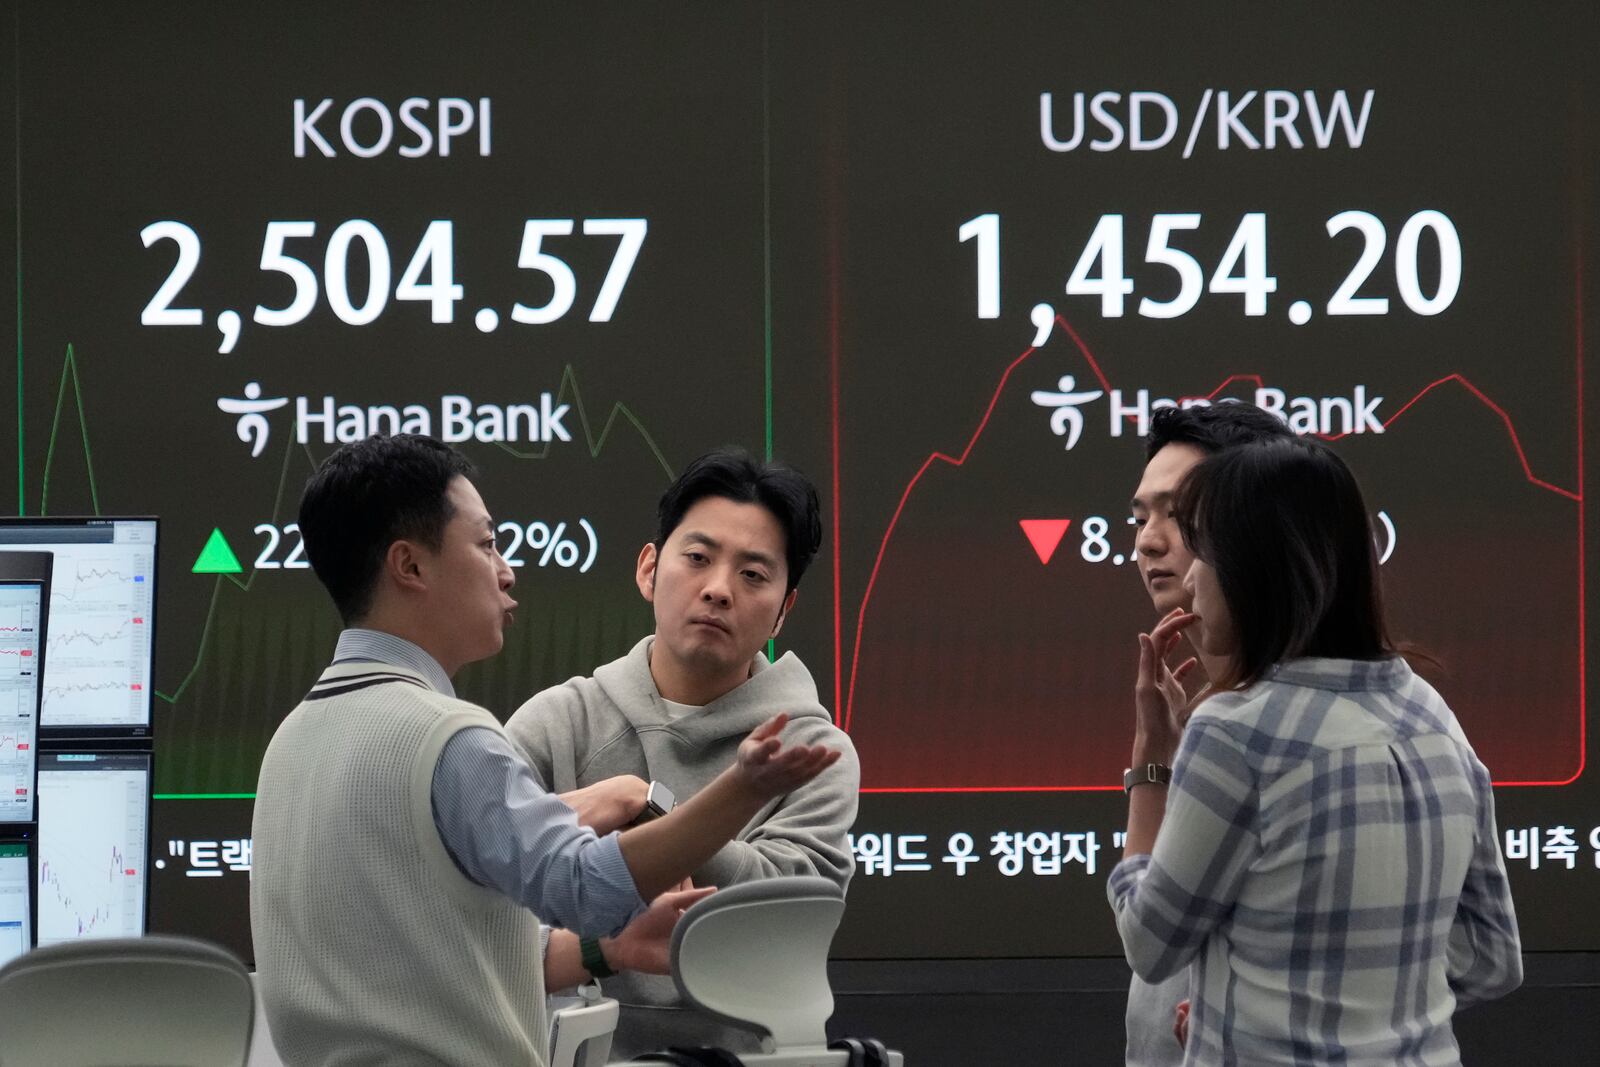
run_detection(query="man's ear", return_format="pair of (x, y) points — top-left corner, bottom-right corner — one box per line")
(635, 542), (659, 604)
(770, 587), (799, 639)
(385, 539), (429, 596)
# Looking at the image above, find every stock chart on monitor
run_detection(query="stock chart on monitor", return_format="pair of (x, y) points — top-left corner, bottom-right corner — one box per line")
(0, 843), (30, 966)
(0, 582), (42, 823)
(0, 521), (157, 734)
(2, 2), (1596, 960)
(36, 753), (150, 944)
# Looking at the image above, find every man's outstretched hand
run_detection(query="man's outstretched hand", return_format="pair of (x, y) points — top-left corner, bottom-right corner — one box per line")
(735, 713), (841, 800)
(604, 882), (716, 976)
(613, 715), (841, 902)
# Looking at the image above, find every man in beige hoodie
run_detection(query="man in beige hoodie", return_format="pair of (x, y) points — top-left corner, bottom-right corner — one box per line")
(508, 448), (859, 1058)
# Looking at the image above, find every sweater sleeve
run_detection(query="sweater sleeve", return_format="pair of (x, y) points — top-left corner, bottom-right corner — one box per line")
(694, 729), (860, 891)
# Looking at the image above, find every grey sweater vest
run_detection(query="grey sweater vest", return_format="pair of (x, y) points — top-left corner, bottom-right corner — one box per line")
(252, 662), (549, 1066)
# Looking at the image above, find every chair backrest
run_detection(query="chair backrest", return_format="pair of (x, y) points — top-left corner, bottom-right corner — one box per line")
(0, 935), (255, 1067)
(669, 876), (844, 1049)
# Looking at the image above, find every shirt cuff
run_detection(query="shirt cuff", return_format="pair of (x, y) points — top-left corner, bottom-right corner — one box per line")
(1107, 852), (1152, 910)
(594, 831), (648, 925)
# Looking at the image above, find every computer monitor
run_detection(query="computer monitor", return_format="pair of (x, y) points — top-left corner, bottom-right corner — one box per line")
(35, 751), (150, 944)
(0, 561), (48, 825)
(0, 519), (157, 737)
(0, 841), (32, 966)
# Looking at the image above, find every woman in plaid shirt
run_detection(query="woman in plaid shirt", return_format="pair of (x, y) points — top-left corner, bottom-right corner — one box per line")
(1108, 437), (1522, 1065)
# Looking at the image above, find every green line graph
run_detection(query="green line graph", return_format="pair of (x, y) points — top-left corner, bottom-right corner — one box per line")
(39, 343), (99, 516)
(494, 362), (676, 480)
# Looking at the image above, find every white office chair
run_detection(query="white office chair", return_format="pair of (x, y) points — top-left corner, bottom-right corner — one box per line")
(0, 935), (255, 1067)
(617, 877), (904, 1067)
(549, 979), (621, 1067)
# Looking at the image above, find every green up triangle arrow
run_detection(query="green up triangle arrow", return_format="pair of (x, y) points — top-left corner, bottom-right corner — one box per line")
(192, 527), (244, 574)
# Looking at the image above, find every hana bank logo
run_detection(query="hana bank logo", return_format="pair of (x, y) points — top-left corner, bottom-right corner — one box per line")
(217, 383), (290, 458)
(1028, 381), (1387, 447)
(1028, 375), (1103, 450)
(215, 383), (574, 457)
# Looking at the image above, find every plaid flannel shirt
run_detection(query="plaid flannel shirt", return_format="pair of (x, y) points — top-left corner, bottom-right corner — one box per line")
(1109, 656), (1521, 1066)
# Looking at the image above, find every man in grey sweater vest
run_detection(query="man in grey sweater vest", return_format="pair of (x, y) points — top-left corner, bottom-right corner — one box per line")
(1121, 403), (1293, 1065)
(252, 435), (843, 1066)
(507, 448), (859, 1058)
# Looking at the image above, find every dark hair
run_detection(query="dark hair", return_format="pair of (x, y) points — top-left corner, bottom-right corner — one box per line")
(298, 434), (476, 624)
(1146, 401), (1293, 460)
(1174, 436), (1392, 689)
(655, 448), (822, 594)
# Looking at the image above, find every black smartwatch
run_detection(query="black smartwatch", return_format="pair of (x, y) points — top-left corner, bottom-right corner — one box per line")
(631, 780), (677, 824)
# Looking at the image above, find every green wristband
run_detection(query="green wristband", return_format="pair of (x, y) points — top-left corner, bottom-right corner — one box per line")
(580, 936), (615, 979)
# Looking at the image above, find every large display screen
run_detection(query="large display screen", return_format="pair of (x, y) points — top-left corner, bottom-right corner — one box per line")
(4, 3), (1596, 961)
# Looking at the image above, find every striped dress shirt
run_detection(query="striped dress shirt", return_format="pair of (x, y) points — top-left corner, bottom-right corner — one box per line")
(1109, 656), (1521, 1066)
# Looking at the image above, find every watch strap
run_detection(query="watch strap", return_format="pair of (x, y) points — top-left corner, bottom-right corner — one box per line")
(580, 936), (615, 979)
(1123, 762), (1173, 794)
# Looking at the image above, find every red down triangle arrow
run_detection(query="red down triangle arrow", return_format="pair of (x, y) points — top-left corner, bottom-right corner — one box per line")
(1018, 519), (1073, 565)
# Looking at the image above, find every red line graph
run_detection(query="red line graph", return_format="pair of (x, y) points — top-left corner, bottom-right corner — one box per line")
(1191, 370), (1581, 501)
(837, 311), (1585, 789)
(1327, 376), (1580, 501)
(1195, 370), (1582, 502)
